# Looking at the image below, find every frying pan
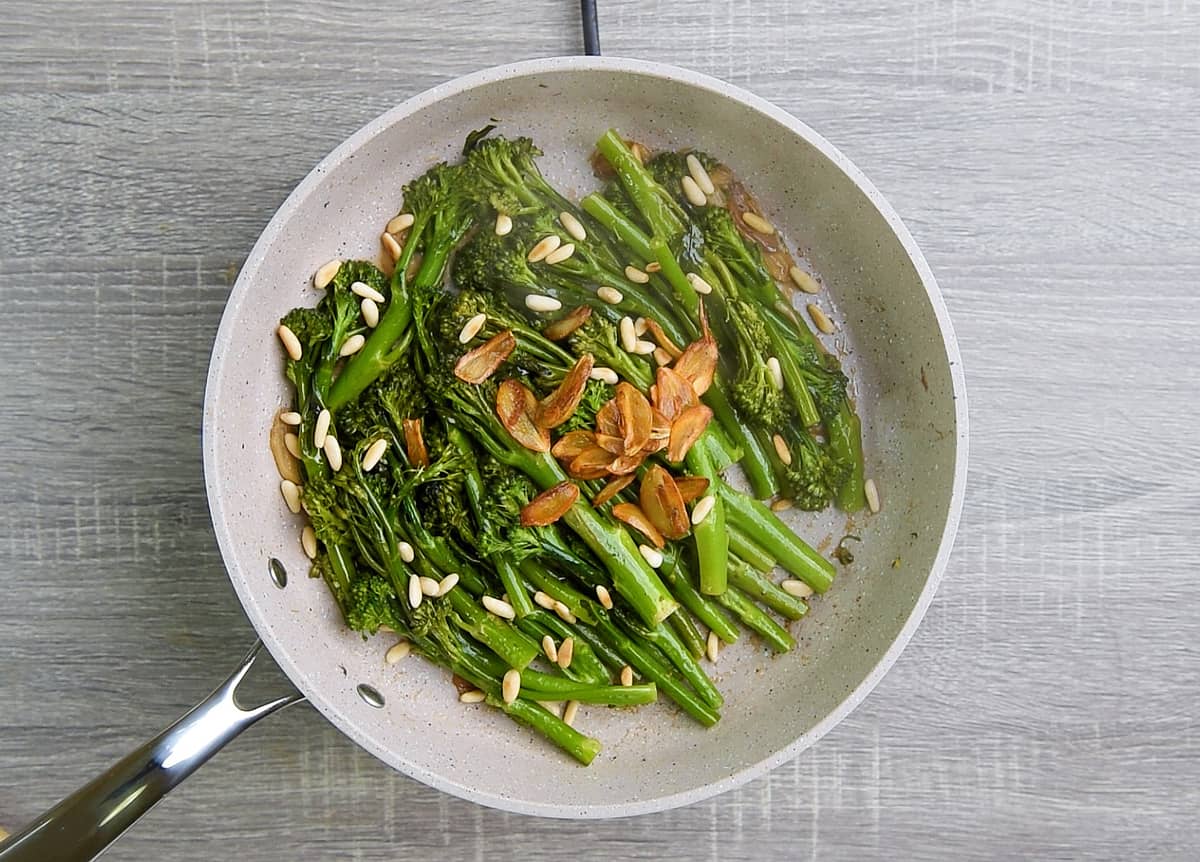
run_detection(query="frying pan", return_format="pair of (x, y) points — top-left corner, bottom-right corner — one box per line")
(0, 55), (967, 860)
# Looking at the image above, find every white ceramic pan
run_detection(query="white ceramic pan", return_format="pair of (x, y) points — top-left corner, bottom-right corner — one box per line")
(0, 56), (966, 860)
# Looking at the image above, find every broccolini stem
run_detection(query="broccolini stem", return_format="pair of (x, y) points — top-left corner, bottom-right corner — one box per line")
(595, 130), (685, 241)
(713, 585), (796, 654)
(515, 614), (609, 685)
(685, 438), (730, 596)
(704, 385), (779, 499)
(659, 553), (741, 644)
(727, 525), (778, 574)
(727, 559), (809, 621)
(528, 609), (626, 672)
(619, 612), (724, 711)
(516, 558), (597, 626)
(830, 404), (867, 512)
(581, 192), (654, 262)
(668, 606), (707, 659)
(716, 482), (835, 593)
(522, 683), (657, 708)
(445, 588), (540, 669)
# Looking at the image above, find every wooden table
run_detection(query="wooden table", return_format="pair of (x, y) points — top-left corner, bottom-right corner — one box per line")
(3, 2), (1197, 858)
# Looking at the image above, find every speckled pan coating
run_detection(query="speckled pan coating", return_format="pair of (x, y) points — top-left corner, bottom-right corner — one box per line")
(202, 56), (968, 819)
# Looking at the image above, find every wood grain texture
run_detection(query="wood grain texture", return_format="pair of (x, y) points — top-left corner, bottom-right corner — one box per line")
(1, 1), (1198, 859)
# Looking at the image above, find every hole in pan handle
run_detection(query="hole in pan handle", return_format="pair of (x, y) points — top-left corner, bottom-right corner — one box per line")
(0, 641), (305, 862)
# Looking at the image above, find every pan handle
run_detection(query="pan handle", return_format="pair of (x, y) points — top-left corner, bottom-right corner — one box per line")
(0, 641), (304, 862)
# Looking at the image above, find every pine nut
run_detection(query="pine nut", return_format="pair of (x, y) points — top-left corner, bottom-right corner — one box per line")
(361, 438), (388, 471)
(789, 266), (821, 294)
(807, 303), (835, 334)
(502, 669), (521, 704)
(495, 213), (513, 236)
(766, 356), (784, 390)
(283, 432), (301, 459)
(361, 298), (380, 328)
(653, 347), (671, 367)
(338, 333), (366, 357)
(620, 665), (634, 687)
(280, 480), (302, 514)
(633, 339), (657, 355)
(537, 700), (561, 717)
(596, 584), (613, 609)
(381, 231), (402, 261)
(559, 211), (587, 241)
(387, 212), (414, 234)
(556, 636), (574, 670)
(553, 601), (577, 624)
(634, 317), (648, 336)
(280, 411), (302, 426)
(408, 574), (422, 608)
(277, 325), (302, 360)
(460, 689), (486, 703)
(313, 409), (331, 449)
(533, 590), (556, 610)
(301, 525), (318, 559)
(589, 366), (619, 385)
(323, 435), (342, 471)
(619, 316), (637, 352)
(681, 175), (707, 206)
(706, 631), (720, 662)
(314, 259), (341, 289)
(351, 281), (386, 303)
(420, 577), (440, 597)
(624, 265), (649, 284)
(398, 541), (415, 563)
(385, 640), (411, 664)
(525, 294), (562, 313)
(437, 573), (459, 596)
(691, 495), (716, 526)
(742, 212), (775, 235)
(562, 699), (579, 726)
(639, 544), (664, 568)
(686, 153), (716, 195)
(597, 286), (623, 305)
(458, 313), (487, 344)
(781, 579), (814, 599)
(544, 242), (575, 265)
(772, 434), (792, 466)
(483, 595), (516, 620)
(528, 234), (561, 262)
(771, 498), (794, 512)
(644, 261), (662, 273)
(864, 478), (881, 513)
(686, 272), (713, 295)
(539, 635), (557, 663)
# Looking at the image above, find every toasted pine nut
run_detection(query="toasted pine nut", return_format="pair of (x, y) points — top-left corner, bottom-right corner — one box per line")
(460, 689), (486, 703)
(361, 298), (380, 328)
(619, 317), (637, 352)
(386, 212), (415, 234)
(323, 435), (342, 471)
(706, 631), (720, 662)
(338, 333), (366, 357)
(553, 601), (577, 624)
(559, 211), (587, 241)
(277, 325), (302, 361)
(766, 356), (784, 390)
(597, 286), (623, 305)
(620, 665), (634, 687)
(420, 577), (440, 597)
(562, 699), (579, 726)
(280, 480), (302, 514)
(458, 313), (487, 343)
(351, 281), (386, 303)
(502, 669), (521, 704)
(525, 294), (562, 313)
(482, 595), (516, 620)
(385, 641), (411, 664)
(596, 584), (613, 609)
(686, 154), (716, 195)
(495, 213), (513, 236)
(771, 498), (794, 512)
(437, 573), (459, 596)
(864, 478), (881, 513)
(381, 232), (402, 261)
(301, 525), (318, 559)
(781, 579), (814, 598)
(361, 438), (388, 471)
(624, 265), (650, 284)
(691, 495), (716, 526)
(314, 259), (341, 289)
(398, 541), (415, 563)
(789, 266), (821, 294)
(807, 303), (835, 334)
(772, 434), (792, 466)
(589, 366), (619, 385)
(280, 411), (302, 426)
(686, 272), (713, 295)
(644, 261), (662, 273)
(556, 636), (574, 670)
(742, 212), (775, 235)
(639, 544), (664, 568)
(283, 432), (301, 459)
(544, 242), (575, 265)
(542, 635), (558, 663)
(634, 317), (648, 336)
(313, 409), (331, 448)
(528, 234), (561, 262)
(533, 590), (556, 610)
(633, 339), (657, 356)
(681, 175), (707, 206)
(408, 574), (422, 609)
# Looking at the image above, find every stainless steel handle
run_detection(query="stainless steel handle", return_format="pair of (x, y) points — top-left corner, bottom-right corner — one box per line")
(0, 641), (304, 862)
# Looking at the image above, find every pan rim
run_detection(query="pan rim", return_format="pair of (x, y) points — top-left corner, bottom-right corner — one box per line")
(202, 54), (969, 819)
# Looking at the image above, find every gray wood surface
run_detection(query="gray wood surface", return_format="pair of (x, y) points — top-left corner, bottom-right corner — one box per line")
(2, 1), (1198, 859)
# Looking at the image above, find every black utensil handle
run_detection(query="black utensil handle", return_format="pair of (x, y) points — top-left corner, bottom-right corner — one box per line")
(580, 0), (601, 55)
